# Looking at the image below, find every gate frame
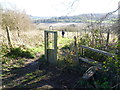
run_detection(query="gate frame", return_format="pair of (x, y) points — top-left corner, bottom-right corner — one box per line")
(44, 30), (57, 64)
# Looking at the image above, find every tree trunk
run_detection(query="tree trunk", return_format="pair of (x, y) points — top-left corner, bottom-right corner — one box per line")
(118, 1), (120, 56)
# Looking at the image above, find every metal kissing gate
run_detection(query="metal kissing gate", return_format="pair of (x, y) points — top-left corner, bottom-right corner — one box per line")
(44, 30), (57, 64)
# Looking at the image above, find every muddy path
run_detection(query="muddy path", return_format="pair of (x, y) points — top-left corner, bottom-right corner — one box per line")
(2, 55), (92, 89)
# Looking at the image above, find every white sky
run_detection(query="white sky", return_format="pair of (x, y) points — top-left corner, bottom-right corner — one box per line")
(0, 0), (120, 16)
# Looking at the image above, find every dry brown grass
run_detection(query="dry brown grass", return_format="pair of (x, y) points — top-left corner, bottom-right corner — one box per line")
(0, 29), (44, 48)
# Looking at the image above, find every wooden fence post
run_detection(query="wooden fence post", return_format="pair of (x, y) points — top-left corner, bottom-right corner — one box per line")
(74, 36), (79, 64)
(6, 26), (12, 49)
(106, 29), (110, 47)
(17, 27), (20, 37)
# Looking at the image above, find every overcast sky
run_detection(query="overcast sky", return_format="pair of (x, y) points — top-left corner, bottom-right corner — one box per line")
(0, 0), (120, 16)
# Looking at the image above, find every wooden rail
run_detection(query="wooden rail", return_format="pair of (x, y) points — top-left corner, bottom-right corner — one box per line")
(79, 57), (102, 67)
(79, 45), (117, 67)
(80, 45), (115, 57)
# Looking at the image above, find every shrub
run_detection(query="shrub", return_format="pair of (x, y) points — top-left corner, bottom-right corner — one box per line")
(2, 9), (34, 31)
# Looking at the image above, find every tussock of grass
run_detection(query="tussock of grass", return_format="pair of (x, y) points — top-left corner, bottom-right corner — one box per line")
(5, 47), (35, 59)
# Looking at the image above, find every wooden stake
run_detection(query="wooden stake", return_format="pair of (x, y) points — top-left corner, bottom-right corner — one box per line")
(6, 26), (12, 49)
(106, 29), (110, 47)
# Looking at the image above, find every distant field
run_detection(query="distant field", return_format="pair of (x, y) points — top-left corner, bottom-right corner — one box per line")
(36, 23), (87, 31)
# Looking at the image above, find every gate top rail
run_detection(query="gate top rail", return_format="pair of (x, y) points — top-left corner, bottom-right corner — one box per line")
(45, 30), (57, 33)
(80, 45), (115, 57)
